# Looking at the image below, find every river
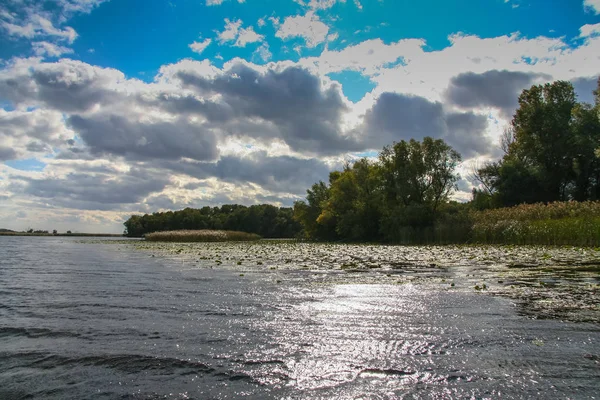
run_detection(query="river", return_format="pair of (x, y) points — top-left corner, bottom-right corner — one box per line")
(0, 237), (599, 399)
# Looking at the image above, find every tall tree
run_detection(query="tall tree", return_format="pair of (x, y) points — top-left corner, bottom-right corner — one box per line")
(510, 80), (577, 201)
(379, 137), (461, 213)
(475, 79), (600, 206)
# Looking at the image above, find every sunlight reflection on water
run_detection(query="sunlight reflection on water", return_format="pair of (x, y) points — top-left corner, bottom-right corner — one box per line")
(1, 238), (599, 399)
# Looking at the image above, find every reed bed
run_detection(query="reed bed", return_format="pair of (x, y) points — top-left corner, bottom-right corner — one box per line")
(471, 201), (600, 246)
(144, 229), (261, 242)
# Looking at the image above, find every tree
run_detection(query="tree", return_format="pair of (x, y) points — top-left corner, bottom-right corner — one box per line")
(510, 80), (577, 201)
(317, 159), (383, 241)
(293, 180), (338, 240)
(475, 79), (600, 205)
(294, 137), (462, 243)
(379, 137), (461, 213)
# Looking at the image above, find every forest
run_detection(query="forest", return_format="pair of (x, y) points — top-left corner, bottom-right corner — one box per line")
(123, 204), (301, 238)
(125, 79), (600, 244)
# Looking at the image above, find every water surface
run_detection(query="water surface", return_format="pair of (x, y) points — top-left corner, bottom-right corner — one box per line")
(1, 237), (599, 399)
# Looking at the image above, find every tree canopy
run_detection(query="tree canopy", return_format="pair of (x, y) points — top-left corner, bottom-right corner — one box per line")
(474, 78), (600, 206)
(293, 137), (463, 243)
(124, 204), (301, 238)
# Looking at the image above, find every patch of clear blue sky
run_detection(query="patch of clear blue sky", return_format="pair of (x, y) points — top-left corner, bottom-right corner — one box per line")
(327, 71), (376, 102)
(0, 0), (595, 83)
(0, 0), (597, 172)
(5, 158), (47, 171)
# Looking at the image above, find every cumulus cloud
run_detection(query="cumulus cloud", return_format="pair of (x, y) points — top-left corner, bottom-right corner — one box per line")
(444, 70), (550, 119)
(1, 11), (77, 43)
(0, 108), (74, 160)
(572, 76), (600, 104)
(301, 38), (425, 75)
(32, 41), (74, 57)
(276, 12), (329, 48)
(172, 61), (361, 154)
(361, 92), (492, 158)
(293, 0), (361, 10)
(3, 20), (600, 226)
(68, 114), (220, 162)
(0, 0), (95, 45)
(580, 22), (600, 37)
(189, 38), (212, 54)
(206, 0), (245, 5)
(217, 19), (263, 47)
(0, 58), (126, 112)
(159, 152), (334, 194)
(584, 0), (600, 14)
(17, 168), (170, 211)
(253, 43), (272, 62)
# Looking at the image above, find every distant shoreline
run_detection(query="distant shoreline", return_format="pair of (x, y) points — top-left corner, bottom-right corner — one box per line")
(0, 232), (123, 237)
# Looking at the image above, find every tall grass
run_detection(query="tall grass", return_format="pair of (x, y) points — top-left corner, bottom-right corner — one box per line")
(471, 201), (600, 246)
(144, 230), (261, 242)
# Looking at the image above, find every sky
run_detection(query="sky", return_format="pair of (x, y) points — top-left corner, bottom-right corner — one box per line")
(0, 0), (599, 233)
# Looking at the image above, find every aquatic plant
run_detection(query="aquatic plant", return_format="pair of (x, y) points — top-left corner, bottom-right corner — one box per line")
(144, 230), (261, 243)
(471, 201), (600, 246)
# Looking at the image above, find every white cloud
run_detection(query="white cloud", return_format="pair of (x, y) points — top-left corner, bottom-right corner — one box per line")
(301, 38), (425, 75)
(580, 22), (600, 38)
(294, 0), (366, 10)
(584, 0), (600, 14)
(217, 19), (263, 47)
(2, 15), (78, 43)
(189, 38), (212, 54)
(253, 43), (272, 62)
(235, 26), (263, 47)
(276, 12), (329, 48)
(217, 18), (243, 43)
(206, 0), (245, 5)
(32, 41), (74, 57)
(3, 21), (600, 230)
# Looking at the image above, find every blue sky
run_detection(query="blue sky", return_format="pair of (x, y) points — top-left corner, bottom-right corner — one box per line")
(0, 0), (599, 232)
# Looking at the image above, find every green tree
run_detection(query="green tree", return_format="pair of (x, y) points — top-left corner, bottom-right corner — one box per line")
(293, 180), (338, 240)
(317, 159), (383, 241)
(475, 79), (600, 205)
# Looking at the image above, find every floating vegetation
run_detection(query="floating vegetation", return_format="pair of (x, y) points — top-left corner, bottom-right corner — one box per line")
(100, 240), (600, 323)
(144, 230), (261, 242)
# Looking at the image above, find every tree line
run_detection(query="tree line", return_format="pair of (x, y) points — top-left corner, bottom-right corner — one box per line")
(473, 79), (600, 208)
(125, 78), (600, 243)
(293, 78), (600, 242)
(124, 204), (301, 238)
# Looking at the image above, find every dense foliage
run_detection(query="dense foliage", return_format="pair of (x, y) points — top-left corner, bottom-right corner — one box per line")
(124, 204), (300, 238)
(124, 79), (600, 246)
(293, 137), (466, 243)
(474, 79), (600, 207)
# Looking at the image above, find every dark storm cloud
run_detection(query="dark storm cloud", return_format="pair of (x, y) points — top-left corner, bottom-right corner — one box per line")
(361, 92), (493, 158)
(30, 66), (118, 112)
(1, 59), (362, 158)
(0, 146), (18, 161)
(20, 169), (170, 211)
(159, 152), (334, 194)
(174, 63), (362, 155)
(363, 93), (446, 143)
(0, 60), (121, 112)
(445, 112), (493, 158)
(25, 141), (51, 152)
(445, 70), (550, 118)
(572, 76), (599, 105)
(67, 114), (219, 162)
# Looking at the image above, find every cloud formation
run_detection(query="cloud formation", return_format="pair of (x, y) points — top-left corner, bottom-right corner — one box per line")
(444, 70), (550, 119)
